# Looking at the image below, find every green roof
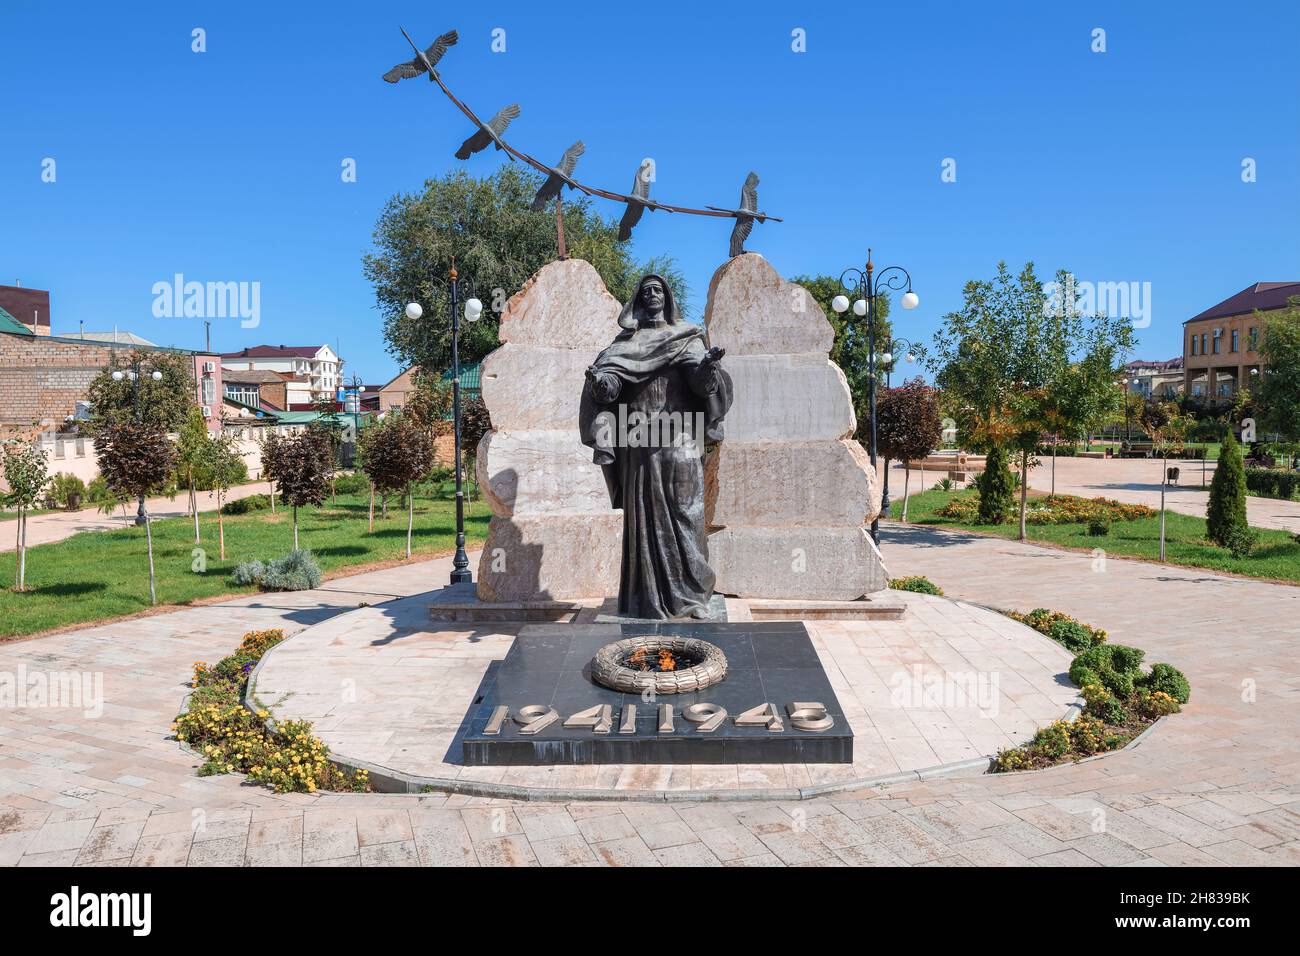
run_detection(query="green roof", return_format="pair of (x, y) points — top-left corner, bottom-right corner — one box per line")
(440, 361), (481, 392)
(0, 306), (34, 336)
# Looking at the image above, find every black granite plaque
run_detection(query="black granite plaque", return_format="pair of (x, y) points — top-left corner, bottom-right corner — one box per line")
(459, 622), (853, 765)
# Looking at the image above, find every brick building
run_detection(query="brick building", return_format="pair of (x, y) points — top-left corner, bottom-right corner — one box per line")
(1183, 281), (1300, 402)
(0, 284), (52, 335)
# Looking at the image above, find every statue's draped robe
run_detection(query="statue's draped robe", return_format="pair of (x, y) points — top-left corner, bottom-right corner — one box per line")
(580, 323), (732, 619)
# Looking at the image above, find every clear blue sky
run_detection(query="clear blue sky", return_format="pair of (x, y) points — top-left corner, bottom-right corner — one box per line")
(3, 0), (1297, 383)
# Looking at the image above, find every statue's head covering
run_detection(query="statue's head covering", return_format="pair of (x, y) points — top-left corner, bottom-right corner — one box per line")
(617, 273), (682, 330)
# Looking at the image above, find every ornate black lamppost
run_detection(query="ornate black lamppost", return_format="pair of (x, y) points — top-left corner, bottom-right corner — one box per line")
(832, 249), (919, 545)
(1122, 376), (1133, 448)
(877, 337), (925, 524)
(110, 360), (163, 525)
(406, 259), (482, 586)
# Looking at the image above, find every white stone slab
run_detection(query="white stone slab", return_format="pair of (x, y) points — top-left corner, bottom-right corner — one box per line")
(704, 252), (834, 355)
(479, 344), (598, 431)
(721, 354), (857, 442)
(709, 525), (889, 600)
(476, 429), (612, 517)
(497, 259), (623, 349)
(476, 513), (622, 602)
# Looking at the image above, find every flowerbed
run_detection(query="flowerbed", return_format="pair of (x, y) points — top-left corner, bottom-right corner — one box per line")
(889, 575), (944, 596)
(173, 628), (369, 794)
(992, 609), (1189, 772)
(937, 492), (1155, 526)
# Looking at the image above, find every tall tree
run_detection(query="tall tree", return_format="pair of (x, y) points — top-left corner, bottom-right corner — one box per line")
(2, 438), (49, 591)
(1206, 430), (1249, 548)
(85, 349), (197, 433)
(96, 422), (177, 605)
(875, 378), (942, 521)
(363, 166), (688, 376)
(1256, 296), (1300, 448)
(175, 407), (211, 542)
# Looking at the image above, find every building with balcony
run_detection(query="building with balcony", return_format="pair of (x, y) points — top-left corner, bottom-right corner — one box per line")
(218, 344), (343, 405)
(1183, 282), (1300, 403)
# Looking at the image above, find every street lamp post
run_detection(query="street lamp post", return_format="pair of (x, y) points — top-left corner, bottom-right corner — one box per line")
(406, 259), (483, 587)
(832, 249), (919, 545)
(111, 361), (163, 525)
(1122, 377), (1132, 447)
(876, 337), (924, 526)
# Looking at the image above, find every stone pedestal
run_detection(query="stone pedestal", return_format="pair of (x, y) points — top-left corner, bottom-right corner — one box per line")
(475, 259), (623, 601)
(703, 253), (888, 600)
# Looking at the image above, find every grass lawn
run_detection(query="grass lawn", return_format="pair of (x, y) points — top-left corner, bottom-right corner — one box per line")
(891, 488), (1300, 584)
(0, 492), (491, 640)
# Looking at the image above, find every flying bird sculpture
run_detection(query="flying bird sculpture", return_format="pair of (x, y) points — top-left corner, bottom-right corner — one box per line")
(708, 171), (779, 258)
(617, 163), (655, 241)
(531, 141), (586, 211)
(384, 29), (458, 83)
(455, 104), (521, 160)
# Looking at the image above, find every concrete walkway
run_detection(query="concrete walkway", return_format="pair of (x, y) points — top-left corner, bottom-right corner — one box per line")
(888, 455), (1300, 534)
(1, 482), (277, 552)
(1, 532), (1297, 867)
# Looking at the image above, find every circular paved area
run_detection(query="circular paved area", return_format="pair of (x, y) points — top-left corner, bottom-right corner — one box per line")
(249, 591), (1077, 798)
(0, 527), (1297, 866)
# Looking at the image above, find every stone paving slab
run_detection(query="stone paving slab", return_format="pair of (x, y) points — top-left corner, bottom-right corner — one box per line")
(1, 533), (1298, 866)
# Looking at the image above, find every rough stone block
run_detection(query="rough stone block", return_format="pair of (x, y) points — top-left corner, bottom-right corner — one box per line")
(476, 429), (612, 517)
(721, 354), (857, 442)
(708, 525), (889, 601)
(705, 439), (880, 528)
(476, 513), (623, 602)
(497, 259), (622, 348)
(704, 252), (834, 355)
(479, 344), (598, 431)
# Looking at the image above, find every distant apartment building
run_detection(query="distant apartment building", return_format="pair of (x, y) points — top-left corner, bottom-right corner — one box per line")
(218, 344), (343, 406)
(1184, 281), (1300, 402)
(1122, 358), (1184, 400)
(0, 283), (51, 336)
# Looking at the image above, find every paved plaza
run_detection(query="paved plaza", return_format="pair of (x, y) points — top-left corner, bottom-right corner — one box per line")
(1, 525), (1297, 867)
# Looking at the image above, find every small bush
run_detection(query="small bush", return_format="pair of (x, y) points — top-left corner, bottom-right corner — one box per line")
(1087, 517), (1110, 536)
(331, 472), (370, 495)
(231, 550), (322, 591)
(221, 493), (271, 516)
(1223, 525), (1260, 558)
(935, 477), (955, 492)
(48, 472), (87, 510)
(1081, 683), (1127, 724)
(1006, 607), (1107, 651)
(1134, 689), (1181, 719)
(976, 444), (1016, 524)
(1142, 662), (1191, 703)
(889, 575), (944, 596)
(1207, 432), (1249, 547)
(1070, 644), (1144, 697)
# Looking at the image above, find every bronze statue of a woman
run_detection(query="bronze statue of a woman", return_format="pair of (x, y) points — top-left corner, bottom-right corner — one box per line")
(579, 275), (732, 620)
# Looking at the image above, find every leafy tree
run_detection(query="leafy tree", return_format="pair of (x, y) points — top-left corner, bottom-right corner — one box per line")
(308, 398), (344, 504)
(1139, 399), (1188, 561)
(458, 396), (492, 503)
(264, 431), (332, 550)
(85, 349), (196, 433)
(259, 431), (285, 513)
(791, 274), (892, 432)
(364, 166), (688, 376)
(96, 422), (177, 605)
(176, 408), (211, 542)
(203, 429), (246, 560)
(363, 416), (433, 558)
(1206, 430), (1249, 548)
(876, 378), (942, 521)
(2, 438), (49, 591)
(1256, 296), (1300, 446)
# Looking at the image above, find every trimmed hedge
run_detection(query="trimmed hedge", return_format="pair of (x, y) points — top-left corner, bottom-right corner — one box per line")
(1244, 468), (1300, 500)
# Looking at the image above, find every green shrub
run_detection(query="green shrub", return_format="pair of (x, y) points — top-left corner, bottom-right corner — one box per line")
(1206, 432), (1249, 547)
(935, 477), (955, 492)
(1047, 617), (1096, 653)
(1224, 525), (1260, 558)
(1086, 516), (1110, 536)
(1134, 689), (1181, 719)
(221, 494), (271, 516)
(331, 472), (370, 495)
(1081, 683), (1127, 724)
(1070, 644), (1144, 697)
(48, 472), (87, 510)
(231, 550), (322, 591)
(1142, 663), (1191, 703)
(976, 444), (1015, 524)
(889, 575), (943, 596)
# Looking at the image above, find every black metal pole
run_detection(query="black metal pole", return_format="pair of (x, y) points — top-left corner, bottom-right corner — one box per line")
(449, 262), (471, 585)
(866, 257), (879, 545)
(133, 361), (147, 526)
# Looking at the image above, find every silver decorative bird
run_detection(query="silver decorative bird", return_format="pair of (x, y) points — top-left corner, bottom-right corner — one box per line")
(531, 141), (585, 211)
(617, 162), (654, 241)
(384, 29), (458, 83)
(709, 171), (774, 258)
(455, 104), (521, 160)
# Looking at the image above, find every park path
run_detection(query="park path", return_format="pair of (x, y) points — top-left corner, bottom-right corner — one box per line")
(1, 482), (276, 553)
(888, 455), (1300, 534)
(1, 531), (1297, 867)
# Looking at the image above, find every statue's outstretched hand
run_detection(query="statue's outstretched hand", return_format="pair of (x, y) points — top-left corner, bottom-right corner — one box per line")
(704, 346), (726, 364)
(585, 365), (599, 382)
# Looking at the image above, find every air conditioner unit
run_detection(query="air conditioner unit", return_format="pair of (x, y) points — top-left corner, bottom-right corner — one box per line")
(203, 361), (216, 373)
(201, 405), (213, 418)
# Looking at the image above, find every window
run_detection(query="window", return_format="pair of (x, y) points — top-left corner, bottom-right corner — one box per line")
(1249, 326), (1258, 351)
(1212, 329), (1221, 354)
(201, 377), (216, 404)
(1191, 336), (1197, 356)
(1231, 329), (1239, 353)
(1201, 332), (1208, 354)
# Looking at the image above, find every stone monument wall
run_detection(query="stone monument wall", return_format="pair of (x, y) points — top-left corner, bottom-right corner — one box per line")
(474, 259), (623, 601)
(703, 253), (888, 599)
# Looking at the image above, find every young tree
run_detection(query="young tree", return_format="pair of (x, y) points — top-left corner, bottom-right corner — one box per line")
(264, 431), (332, 549)
(876, 378), (943, 522)
(364, 417), (434, 558)
(203, 429), (245, 560)
(308, 398), (344, 505)
(259, 431), (284, 513)
(1206, 430), (1249, 548)
(1140, 400), (1188, 561)
(976, 443), (1016, 524)
(2, 438), (50, 591)
(175, 407), (211, 542)
(96, 422), (177, 605)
